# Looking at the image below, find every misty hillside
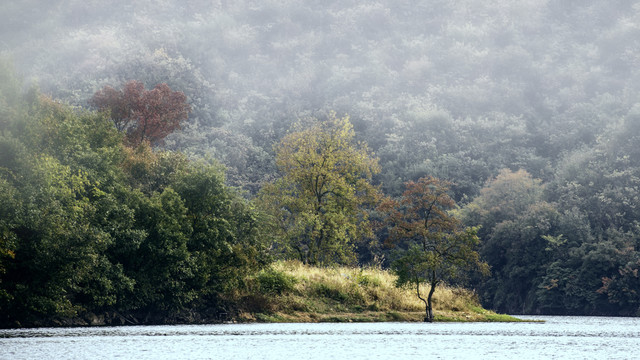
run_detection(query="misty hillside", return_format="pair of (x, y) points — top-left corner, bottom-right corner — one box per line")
(2, 0), (640, 316)
(2, 1), (638, 194)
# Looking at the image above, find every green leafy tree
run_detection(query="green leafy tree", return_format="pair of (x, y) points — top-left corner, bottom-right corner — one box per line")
(380, 176), (488, 322)
(537, 226), (639, 316)
(481, 202), (561, 313)
(0, 73), (268, 325)
(0, 177), (18, 309)
(258, 113), (380, 265)
(459, 169), (563, 313)
(170, 161), (268, 307)
(599, 256), (640, 315)
(118, 147), (268, 313)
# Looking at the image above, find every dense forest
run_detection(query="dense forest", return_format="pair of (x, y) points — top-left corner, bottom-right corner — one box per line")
(1, 0), (640, 324)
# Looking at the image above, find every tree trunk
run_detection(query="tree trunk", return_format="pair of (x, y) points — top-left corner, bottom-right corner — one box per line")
(414, 279), (429, 322)
(425, 271), (437, 322)
(426, 284), (436, 322)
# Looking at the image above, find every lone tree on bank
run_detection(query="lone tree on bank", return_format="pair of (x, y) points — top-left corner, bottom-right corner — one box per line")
(380, 176), (488, 322)
(90, 80), (190, 146)
(258, 113), (380, 265)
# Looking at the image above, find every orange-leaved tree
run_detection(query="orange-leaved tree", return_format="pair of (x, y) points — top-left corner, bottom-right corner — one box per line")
(90, 80), (190, 146)
(379, 176), (488, 322)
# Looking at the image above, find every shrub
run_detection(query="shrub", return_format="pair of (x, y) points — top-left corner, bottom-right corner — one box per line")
(355, 270), (381, 287)
(255, 268), (298, 295)
(313, 283), (349, 302)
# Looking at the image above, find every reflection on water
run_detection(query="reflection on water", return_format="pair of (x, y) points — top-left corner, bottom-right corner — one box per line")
(1, 316), (639, 359)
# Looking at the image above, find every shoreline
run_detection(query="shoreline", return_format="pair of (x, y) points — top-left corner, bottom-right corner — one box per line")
(2, 309), (527, 329)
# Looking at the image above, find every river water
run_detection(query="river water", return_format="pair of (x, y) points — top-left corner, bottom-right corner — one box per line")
(1, 316), (639, 359)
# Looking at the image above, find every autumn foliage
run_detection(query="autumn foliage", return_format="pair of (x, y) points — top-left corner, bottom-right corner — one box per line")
(379, 176), (488, 321)
(90, 80), (190, 146)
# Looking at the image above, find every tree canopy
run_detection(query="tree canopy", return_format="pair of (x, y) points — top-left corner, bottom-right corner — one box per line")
(90, 80), (190, 147)
(258, 113), (380, 265)
(380, 176), (488, 321)
(0, 65), (265, 327)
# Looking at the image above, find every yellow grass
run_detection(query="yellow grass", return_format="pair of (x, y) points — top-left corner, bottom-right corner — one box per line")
(236, 261), (521, 323)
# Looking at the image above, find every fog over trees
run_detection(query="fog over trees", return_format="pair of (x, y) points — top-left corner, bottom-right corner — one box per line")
(2, 0), (640, 318)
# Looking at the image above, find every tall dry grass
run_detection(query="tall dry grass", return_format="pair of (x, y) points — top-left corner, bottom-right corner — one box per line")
(239, 261), (482, 321)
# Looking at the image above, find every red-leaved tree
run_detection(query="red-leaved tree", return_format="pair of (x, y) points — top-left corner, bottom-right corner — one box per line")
(90, 80), (190, 146)
(379, 176), (488, 322)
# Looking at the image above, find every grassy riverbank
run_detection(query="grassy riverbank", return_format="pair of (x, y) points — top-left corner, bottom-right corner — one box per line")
(233, 261), (522, 323)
